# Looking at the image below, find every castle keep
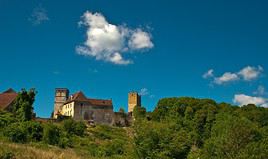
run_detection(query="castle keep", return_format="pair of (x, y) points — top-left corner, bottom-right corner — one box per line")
(53, 88), (114, 125)
(128, 92), (141, 113)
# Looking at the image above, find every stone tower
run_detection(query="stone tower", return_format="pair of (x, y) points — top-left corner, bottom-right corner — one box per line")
(53, 88), (69, 118)
(128, 92), (141, 113)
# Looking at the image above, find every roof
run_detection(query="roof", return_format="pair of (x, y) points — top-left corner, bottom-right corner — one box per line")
(0, 88), (18, 110)
(65, 91), (113, 107)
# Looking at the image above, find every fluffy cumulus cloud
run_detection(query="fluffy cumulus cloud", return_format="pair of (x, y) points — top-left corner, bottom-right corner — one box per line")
(233, 94), (268, 107)
(238, 66), (263, 81)
(76, 11), (153, 65)
(128, 29), (154, 50)
(29, 5), (49, 25)
(203, 66), (264, 85)
(214, 72), (239, 85)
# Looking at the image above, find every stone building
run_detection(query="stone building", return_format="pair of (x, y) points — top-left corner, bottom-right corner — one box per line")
(53, 88), (69, 118)
(128, 91), (141, 113)
(53, 88), (114, 125)
(0, 88), (18, 112)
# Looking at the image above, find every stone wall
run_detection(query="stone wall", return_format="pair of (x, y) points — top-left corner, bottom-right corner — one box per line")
(128, 92), (141, 113)
(72, 101), (114, 125)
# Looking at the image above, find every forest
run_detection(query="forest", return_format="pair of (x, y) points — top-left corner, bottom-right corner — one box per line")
(0, 89), (268, 158)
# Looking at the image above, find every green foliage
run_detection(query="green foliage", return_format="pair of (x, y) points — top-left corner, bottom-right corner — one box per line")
(3, 121), (43, 143)
(134, 120), (191, 159)
(13, 88), (36, 121)
(0, 111), (17, 128)
(201, 113), (261, 158)
(134, 97), (268, 159)
(0, 151), (15, 159)
(63, 119), (87, 136)
(1, 95), (268, 159)
(42, 123), (60, 145)
(133, 106), (146, 119)
(21, 121), (43, 142)
(98, 139), (125, 157)
(4, 123), (27, 143)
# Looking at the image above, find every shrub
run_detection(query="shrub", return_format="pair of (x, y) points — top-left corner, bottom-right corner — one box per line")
(104, 139), (124, 156)
(4, 123), (27, 143)
(21, 121), (43, 142)
(0, 151), (15, 159)
(0, 111), (16, 128)
(63, 119), (86, 136)
(43, 123), (60, 145)
(58, 136), (69, 148)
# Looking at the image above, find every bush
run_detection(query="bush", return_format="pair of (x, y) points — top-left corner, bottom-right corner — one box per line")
(63, 119), (86, 136)
(103, 139), (124, 156)
(0, 151), (15, 159)
(43, 123), (60, 145)
(0, 111), (16, 128)
(58, 136), (71, 148)
(4, 123), (27, 143)
(21, 121), (43, 142)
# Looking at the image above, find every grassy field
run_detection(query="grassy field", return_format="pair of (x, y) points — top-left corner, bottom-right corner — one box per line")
(0, 125), (136, 159)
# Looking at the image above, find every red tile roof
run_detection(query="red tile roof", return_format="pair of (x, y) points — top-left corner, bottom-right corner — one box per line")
(65, 91), (113, 107)
(0, 88), (17, 110)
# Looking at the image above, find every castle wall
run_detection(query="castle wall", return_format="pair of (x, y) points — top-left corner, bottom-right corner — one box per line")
(71, 101), (114, 125)
(61, 102), (74, 117)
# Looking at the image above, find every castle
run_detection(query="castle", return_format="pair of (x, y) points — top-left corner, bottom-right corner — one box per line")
(53, 88), (141, 125)
(128, 91), (141, 113)
(53, 88), (114, 124)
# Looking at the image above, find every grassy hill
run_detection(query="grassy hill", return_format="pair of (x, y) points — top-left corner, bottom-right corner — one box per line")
(1, 96), (268, 159)
(0, 122), (136, 159)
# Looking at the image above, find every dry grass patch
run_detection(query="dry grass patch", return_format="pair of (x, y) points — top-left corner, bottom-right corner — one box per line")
(0, 142), (82, 159)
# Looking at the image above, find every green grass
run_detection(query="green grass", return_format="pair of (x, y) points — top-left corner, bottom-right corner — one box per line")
(0, 124), (136, 159)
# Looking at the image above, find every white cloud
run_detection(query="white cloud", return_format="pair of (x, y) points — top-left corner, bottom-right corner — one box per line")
(204, 66), (264, 85)
(138, 88), (155, 98)
(76, 11), (153, 65)
(233, 94), (268, 107)
(29, 5), (49, 25)
(139, 88), (149, 96)
(214, 72), (239, 85)
(253, 85), (266, 96)
(203, 69), (214, 79)
(128, 29), (154, 50)
(238, 66), (263, 81)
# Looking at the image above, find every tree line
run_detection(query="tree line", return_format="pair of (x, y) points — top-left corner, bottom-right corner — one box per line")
(133, 97), (268, 159)
(1, 89), (268, 158)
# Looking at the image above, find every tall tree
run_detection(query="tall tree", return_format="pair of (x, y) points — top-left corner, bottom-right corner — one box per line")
(13, 88), (36, 121)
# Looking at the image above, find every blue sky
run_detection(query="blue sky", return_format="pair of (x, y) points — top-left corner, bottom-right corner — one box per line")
(1, 0), (268, 117)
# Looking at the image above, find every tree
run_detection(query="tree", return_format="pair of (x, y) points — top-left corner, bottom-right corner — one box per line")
(133, 106), (146, 119)
(13, 88), (36, 121)
(201, 113), (261, 159)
